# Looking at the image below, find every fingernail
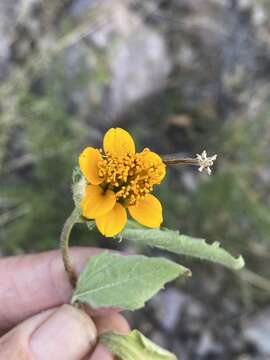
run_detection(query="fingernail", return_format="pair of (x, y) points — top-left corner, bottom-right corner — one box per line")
(30, 305), (97, 360)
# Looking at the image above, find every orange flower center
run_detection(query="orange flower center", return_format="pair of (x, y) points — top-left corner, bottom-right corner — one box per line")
(97, 149), (164, 206)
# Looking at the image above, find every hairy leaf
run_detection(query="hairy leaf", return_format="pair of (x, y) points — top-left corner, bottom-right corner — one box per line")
(118, 221), (244, 270)
(100, 330), (177, 360)
(71, 251), (191, 310)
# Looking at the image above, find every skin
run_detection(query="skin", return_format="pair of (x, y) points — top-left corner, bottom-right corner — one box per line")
(0, 247), (130, 359)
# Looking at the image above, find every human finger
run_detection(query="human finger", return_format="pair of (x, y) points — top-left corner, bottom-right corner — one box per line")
(90, 313), (130, 360)
(0, 247), (118, 332)
(0, 304), (97, 360)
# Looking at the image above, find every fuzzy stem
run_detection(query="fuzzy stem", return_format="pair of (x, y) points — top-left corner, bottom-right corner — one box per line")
(60, 209), (79, 288)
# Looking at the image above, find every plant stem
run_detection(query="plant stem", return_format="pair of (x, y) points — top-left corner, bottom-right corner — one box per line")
(60, 209), (79, 288)
(240, 268), (270, 293)
(162, 151), (217, 175)
(162, 156), (199, 166)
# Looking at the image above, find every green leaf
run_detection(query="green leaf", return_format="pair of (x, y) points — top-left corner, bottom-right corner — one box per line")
(118, 221), (244, 270)
(71, 251), (191, 310)
(100, 330), (177, 360)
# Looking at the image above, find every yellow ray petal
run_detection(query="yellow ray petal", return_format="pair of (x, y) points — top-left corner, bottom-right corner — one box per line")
(103, 128), (135, 157)
(96, 203), (127, 237)
(140, 149), (166, 183)
(79, 147), (104, 185)
(81, 185), (116, 219)
(128, 194), (163, 228)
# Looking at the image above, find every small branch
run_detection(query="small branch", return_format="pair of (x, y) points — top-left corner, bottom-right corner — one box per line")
(162, 150), (217, 175)
(162, 157), (199, 165)
(60, 209), (80, 288)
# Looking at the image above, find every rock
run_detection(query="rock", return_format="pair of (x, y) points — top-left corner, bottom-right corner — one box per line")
(48, 0), (172, 121)
(150, 287), (207, 334)
(150, 288), (188, 331)
(3, 0), (270, 125)
(0, 0), (21, 79)
(238, 0), (253, 11)
(151, 331), (168, 349)
(244, 308), (270, 355)
(77, 0), (171, 117)
(109, 21), (171, 116)
(181, 171), (197, 192)
(196, 331), (221, 357)
(69, 0), (98, 16)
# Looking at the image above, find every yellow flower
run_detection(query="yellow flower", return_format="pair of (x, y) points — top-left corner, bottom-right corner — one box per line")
(79, 128), (166, 237)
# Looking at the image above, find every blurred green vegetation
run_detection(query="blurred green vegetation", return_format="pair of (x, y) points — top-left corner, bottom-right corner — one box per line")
(1, 33), (270, 308)
(0, 52), (109, 253)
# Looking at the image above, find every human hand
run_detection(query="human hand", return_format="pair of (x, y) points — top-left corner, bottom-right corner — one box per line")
(0, 247), (130, 359)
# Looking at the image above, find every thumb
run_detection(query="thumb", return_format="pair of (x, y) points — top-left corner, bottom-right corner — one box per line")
(0, 305), (97, 360)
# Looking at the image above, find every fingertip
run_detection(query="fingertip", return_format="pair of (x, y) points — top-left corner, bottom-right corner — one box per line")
(89, 314), (130, 360)
(82, 303), (121, 318)
(94, 313), (130, 335)
(90, 344), (114, 360)
(30, 305), (97, 360)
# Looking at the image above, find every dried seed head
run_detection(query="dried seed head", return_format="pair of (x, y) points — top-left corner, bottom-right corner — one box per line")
(196, 150), (217, 175)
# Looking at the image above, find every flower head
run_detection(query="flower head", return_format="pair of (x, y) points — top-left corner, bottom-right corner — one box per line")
(196, 150), (217, 175)
(79, 128), (166, 237)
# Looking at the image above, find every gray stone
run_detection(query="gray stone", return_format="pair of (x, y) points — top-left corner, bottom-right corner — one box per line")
(69, 0), (98, 16)
(181, 171), (197, 192)
(65, 0), (172, 119)
(0, 0), (21, 79)
(197, 331), (216, 356)
(244, 308), (270, 355)
(109, 22), (171, 116)
(151, 288), (188, 331)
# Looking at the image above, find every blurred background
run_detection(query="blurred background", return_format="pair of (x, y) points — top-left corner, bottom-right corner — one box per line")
(1, 0), (270, 358)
